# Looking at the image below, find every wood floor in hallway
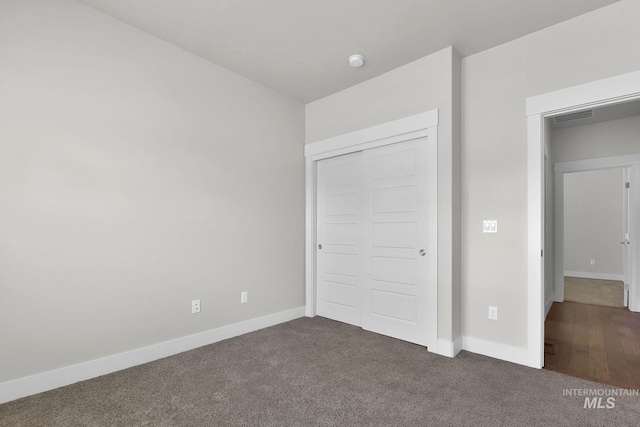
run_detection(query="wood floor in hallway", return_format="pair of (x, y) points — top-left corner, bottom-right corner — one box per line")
(545, 301), (640, 390)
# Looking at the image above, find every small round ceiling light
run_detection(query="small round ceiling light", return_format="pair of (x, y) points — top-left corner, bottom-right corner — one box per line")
(349, 54), (365, 68)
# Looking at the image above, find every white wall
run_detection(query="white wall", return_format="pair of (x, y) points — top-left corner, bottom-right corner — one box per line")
(305, 47), (462, 349)
(0, 0), (305, 383)
(552, 115), (640, 163)
(462, 0), (640, 355)
(3, 0), (640, 390)
(305, 47), (454, 144)
(563, 169), (624, 278)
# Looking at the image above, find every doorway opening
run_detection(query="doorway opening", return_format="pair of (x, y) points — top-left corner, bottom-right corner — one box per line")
(526, 69), (640, 371)
(527, 72), (640, 388)
(544, 107), (640, 388)
(558, 167), (628, 309)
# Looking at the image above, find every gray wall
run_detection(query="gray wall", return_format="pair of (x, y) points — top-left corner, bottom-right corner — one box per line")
(0, 0), (305, 382)
(306, 47), (463, 346)
(461, 0), (640, 350)
(306, 0), (640, 356)
(552, 115), (640, 163)
(563, 169), (624, 277)
(3, 0), (640, 385)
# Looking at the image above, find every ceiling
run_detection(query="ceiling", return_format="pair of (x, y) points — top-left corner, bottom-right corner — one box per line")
(77, 0), (621, 103)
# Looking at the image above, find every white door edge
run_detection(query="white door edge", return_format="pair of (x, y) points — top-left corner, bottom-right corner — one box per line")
(629, 165), (640, 312)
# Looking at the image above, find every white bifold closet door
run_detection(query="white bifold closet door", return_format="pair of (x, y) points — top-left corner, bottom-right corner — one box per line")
(316, 138), (431, 346)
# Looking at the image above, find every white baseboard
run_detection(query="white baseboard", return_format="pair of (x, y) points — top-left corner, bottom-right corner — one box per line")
(435, 337), (462, 358)
(453, 336), (463, 357)
(564, 271), (624, 281)
(462, 336), (528, 367)
(0, 306), (305, 404)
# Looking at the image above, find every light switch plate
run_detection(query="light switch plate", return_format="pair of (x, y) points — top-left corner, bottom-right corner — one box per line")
(483, 220), (498, 233)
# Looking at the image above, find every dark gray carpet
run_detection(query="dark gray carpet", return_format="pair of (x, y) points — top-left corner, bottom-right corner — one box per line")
(1, 317), (639, 426)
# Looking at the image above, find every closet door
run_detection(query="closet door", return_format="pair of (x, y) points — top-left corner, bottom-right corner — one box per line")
(316, 152), (363, 326)
(361, 138), (430, 346)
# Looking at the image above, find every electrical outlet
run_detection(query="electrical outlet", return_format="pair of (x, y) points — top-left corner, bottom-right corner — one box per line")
(192, 299), (200, 314)
(241, 291), (248, 304)
(488, 306), (498, 320)
(590, 259), (596, 265)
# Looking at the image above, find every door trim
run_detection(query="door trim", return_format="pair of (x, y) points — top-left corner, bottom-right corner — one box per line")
(304, 110), (438, 161)
(526, 69), (640, 369)
(304, 110), (439, 351)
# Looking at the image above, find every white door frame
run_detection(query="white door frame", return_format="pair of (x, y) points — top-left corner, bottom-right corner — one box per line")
(526, 69), (640, 369)
(554, 157), (640, 307)
(304, 110), (439, 351)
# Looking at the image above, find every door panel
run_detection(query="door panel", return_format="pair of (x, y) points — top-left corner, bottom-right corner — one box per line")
(372, 222), (417, 249)
(324, 193), (358, 216)
(323, 252), (358, 277)
(323, 281), (359, 309)
(362, 139), (430, 346)
(371, 256), (416, 285)
(371, 150), (417, 180)
(372, 187), (417, 213)
(371, 289), (416, 322)
(324, 223), (357, 245)
(316, 152), (362, 325)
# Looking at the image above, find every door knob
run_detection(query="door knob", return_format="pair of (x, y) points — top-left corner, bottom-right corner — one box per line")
(619, 241), (628, 245)
(318, 244), (322, 250)
(419, 249), (426, 256)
